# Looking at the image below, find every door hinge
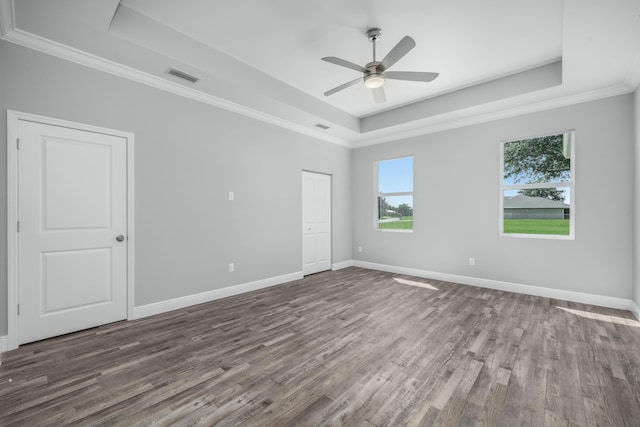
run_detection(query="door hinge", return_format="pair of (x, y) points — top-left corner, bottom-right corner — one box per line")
(16, 138), (20, 150)
(17, 221), (20, 232)
(17, 304), (20, 315)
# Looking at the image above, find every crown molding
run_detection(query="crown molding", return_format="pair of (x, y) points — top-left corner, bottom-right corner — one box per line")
(353, 83), (634, 148)
(0, 0), (636, 151)
(0, 22), (353, 148)
(625, 51), (640, 92)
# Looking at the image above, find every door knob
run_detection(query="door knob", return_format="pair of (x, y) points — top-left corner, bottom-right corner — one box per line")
(116, 235), (125, 242)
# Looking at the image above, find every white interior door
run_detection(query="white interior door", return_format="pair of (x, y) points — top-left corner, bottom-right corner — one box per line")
(17, 120), (128, 344)
(302, 171), (331, 275)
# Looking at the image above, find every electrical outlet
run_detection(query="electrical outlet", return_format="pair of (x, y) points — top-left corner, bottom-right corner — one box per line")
(469, 257), (475, 266)
(228, 191), (234, 201)
(358, 246), (363, 253)
(228, 263), (234, 272)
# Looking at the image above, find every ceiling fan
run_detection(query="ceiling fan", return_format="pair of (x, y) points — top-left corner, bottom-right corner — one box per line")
(322, 28), (439, 103)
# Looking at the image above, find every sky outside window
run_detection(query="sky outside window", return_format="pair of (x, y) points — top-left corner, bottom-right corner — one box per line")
(379, 156), (413, 206)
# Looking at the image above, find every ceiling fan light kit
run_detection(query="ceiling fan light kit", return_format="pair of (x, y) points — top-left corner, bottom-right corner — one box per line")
(322, 27), (439, 103)
(364, 72), (385, 89)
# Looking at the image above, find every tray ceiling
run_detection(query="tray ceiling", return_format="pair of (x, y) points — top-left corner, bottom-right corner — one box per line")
(1, 0), (639, 147)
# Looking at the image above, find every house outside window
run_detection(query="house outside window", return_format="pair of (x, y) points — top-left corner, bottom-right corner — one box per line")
(500, 131), (575, 238)
(376, 156), (414, 231)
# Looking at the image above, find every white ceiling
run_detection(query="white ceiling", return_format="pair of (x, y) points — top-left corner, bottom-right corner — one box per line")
(1, 0), (640, 147)
(121, 0), (563, 118)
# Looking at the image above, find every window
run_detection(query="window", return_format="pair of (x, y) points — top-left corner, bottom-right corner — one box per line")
(376, 156), (413, 231)
(500, 131), (575, 238)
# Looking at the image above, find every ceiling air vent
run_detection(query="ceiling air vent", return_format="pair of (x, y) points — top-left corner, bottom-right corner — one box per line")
(314, 123), (330, 130)
(167, 68), (199, 83)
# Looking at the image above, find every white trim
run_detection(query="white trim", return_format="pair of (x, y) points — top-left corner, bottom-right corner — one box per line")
(499, 130), (575, 240)
(0, 4), (634, 150)
(353, 260), (638, 314)
(353, 84), (633, 148)
(500, 232), (573, 241)
(6, 111), (19, 351)
(126, 122), (136, 320)
(6, 110), (135, 351)
(301, 171), (333, 276)
(375, 156), (414, 232)
(0, 25), (351, 148)
(625, 51), (640, 91)
(503, 181), (572, 191)
(631, 300), (640, 321)
(332, 260), (354, 270)
(130, 271), (303, 320)
(0, 335), (8, 353)
(379, 191), (414, 197)
(373, 159), (379, 230)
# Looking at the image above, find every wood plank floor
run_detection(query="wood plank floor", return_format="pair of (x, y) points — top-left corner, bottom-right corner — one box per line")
(2, 267), (640, 426)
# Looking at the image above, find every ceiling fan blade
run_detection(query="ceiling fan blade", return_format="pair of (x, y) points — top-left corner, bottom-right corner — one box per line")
(324, 77), (362, 96)
(321, 57), (366, 73)
(372, 86), (386, 103)
(385, 71), (439, 82)
(377, 36), (416, 72)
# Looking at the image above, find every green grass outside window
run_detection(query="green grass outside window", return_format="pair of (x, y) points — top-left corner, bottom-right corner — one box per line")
(503, 219), (569, 235)
(378, 216), (413, 230)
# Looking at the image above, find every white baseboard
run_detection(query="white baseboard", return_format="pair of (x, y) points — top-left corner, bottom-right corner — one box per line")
(130, 271), (303, 320)
(631, 300), (640, 321)
(354, 261), (638, 314)
(332, 260), (354, 271)
(6, 264), (637, 354)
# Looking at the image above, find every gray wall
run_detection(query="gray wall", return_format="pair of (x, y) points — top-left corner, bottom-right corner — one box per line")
(0, 40), (352, 335)
(352, 95), (634, 299)
(634, 87), (640, 311)
(1, 37), (638, 338)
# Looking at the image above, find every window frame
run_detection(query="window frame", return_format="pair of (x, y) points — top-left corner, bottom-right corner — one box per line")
(499, 130), (575, 240)
(374, 155), (414, 233)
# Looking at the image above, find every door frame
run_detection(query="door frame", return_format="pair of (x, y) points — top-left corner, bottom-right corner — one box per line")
(301, 170), (332, 275)
(6, 110), (135, 351)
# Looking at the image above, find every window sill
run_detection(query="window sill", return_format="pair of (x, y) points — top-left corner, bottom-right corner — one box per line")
(500, 232), (574, 240)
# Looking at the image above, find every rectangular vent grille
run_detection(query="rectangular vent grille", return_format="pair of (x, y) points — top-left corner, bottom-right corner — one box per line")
(167, 68), (199, 83)
(314, 123), (330, 130)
